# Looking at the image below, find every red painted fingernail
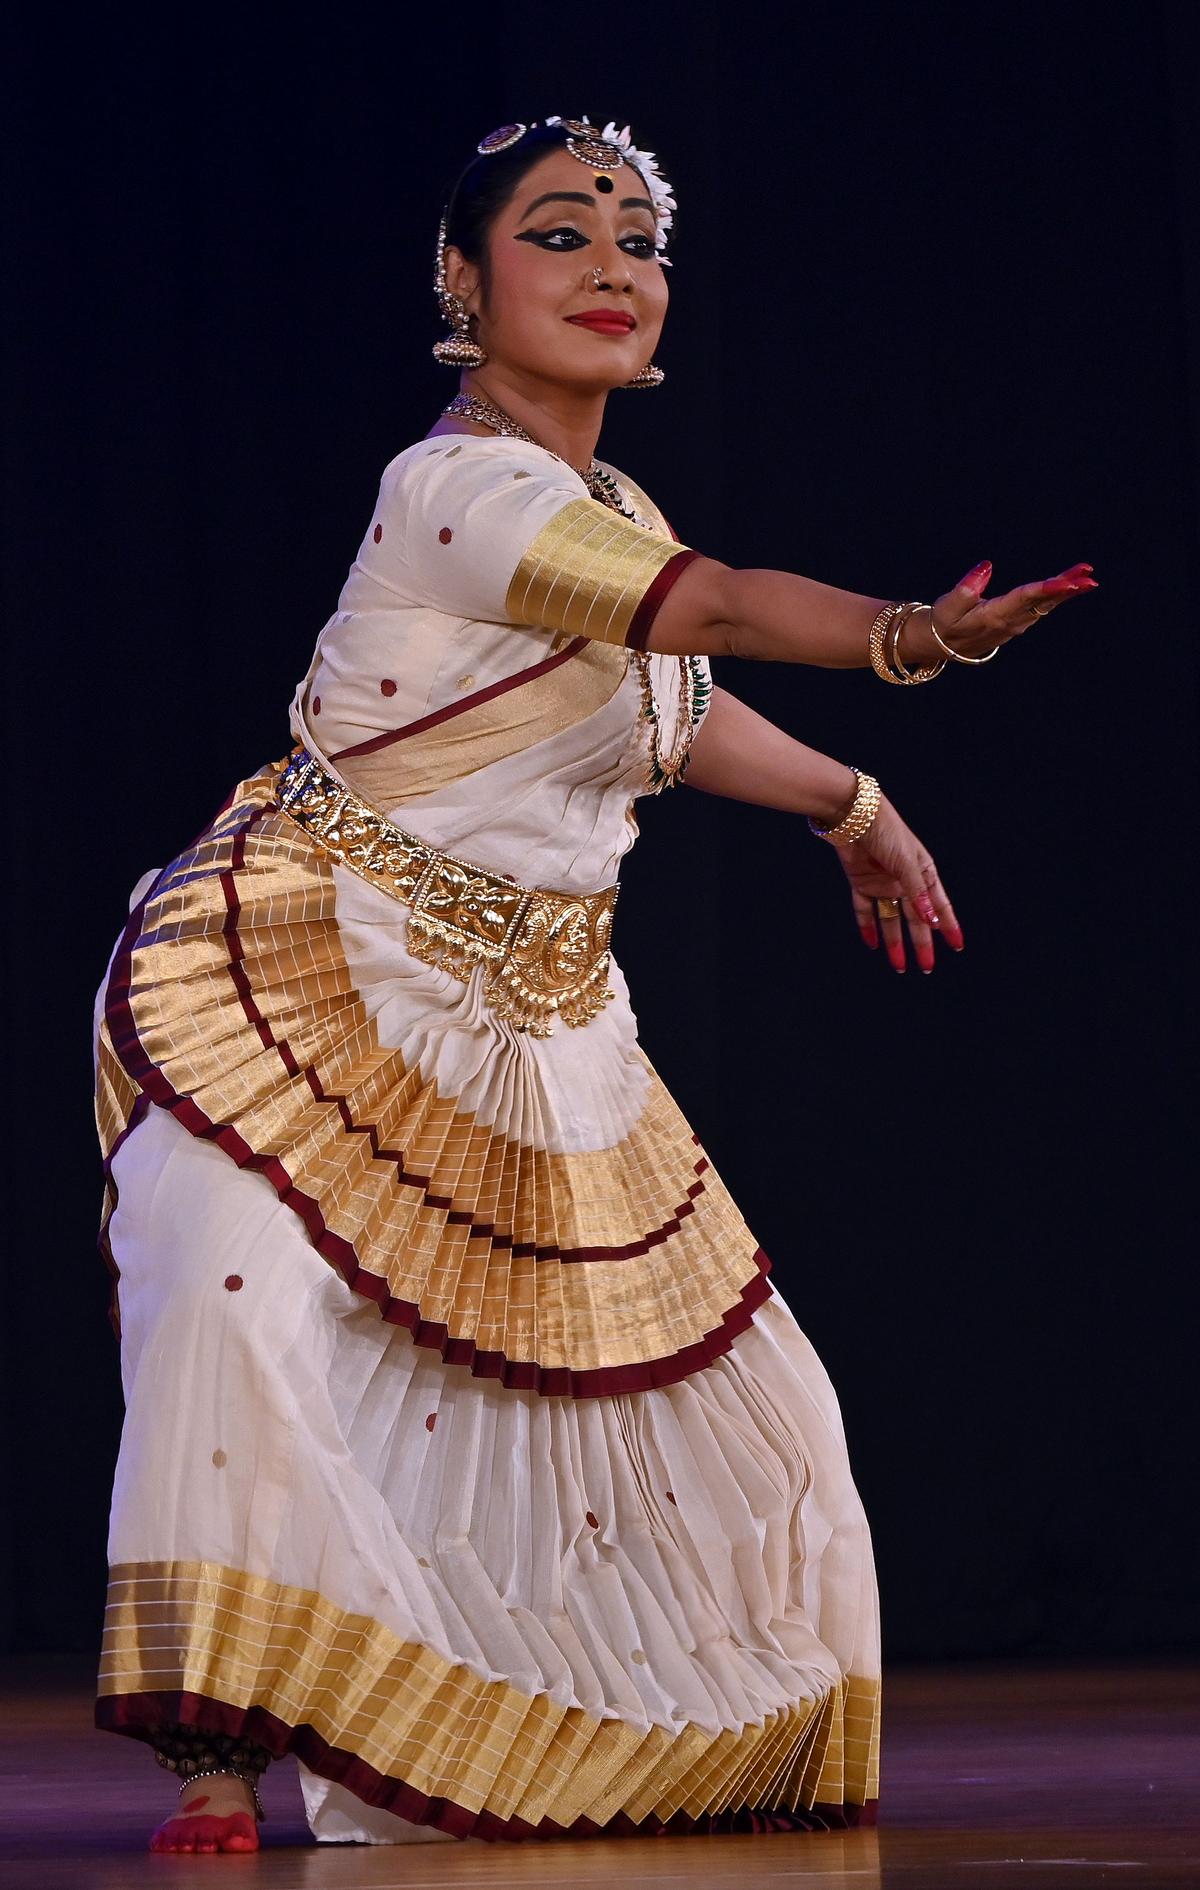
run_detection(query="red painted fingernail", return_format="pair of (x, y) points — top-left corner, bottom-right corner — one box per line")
(918, 951), (935, 973)
(945, 925), (965, 950)
(861, 924), (879, 950)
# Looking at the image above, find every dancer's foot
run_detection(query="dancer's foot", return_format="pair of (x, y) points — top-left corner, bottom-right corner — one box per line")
(148, 1773), (260, 1853)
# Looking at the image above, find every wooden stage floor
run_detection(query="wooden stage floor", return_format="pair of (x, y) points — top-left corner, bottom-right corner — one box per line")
(1, 1657), (1196, 1887)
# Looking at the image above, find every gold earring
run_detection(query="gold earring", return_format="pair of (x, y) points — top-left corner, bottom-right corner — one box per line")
(433, 298), (487, 368)
(623, 361), (665, 389)
(432, 212), (487, 368)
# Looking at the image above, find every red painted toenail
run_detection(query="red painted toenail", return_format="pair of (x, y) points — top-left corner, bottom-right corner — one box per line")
(224, 1274), (243, 1291)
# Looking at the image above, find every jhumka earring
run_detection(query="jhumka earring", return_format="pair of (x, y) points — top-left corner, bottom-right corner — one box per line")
(623, 361), (665, 389)
(432, 213), (487, 368)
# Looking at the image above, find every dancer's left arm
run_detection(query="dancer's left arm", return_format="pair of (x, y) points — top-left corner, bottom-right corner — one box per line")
(683, 685), (963, 972)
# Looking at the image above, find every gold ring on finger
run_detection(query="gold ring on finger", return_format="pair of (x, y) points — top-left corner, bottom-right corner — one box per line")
(876, 897), (901, 920)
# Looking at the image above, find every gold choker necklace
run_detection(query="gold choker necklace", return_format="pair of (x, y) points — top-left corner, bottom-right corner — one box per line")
(440, 392), (637, 517)
(438, 391), (709, 788)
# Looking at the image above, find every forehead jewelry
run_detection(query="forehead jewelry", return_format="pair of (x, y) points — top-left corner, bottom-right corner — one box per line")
(468, 115), (676, 262)
(476, 123), (527, 153)
(557, 117), (623, 170)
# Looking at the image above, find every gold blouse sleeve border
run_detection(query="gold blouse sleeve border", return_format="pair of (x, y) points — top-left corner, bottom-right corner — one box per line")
(505, 498), (698, 649)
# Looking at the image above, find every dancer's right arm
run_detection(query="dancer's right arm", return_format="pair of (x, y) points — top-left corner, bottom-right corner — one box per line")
(647, 552), (1095, 666)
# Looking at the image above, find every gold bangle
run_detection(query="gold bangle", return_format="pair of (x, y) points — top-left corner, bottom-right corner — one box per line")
(808, 769), (882, 846)
(923, 604), (1000, 666)
(868, 602), (908, 684)
(886, 602), (947, 684)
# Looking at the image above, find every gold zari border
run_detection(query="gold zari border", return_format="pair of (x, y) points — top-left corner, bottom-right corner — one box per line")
(97, 763), (770, 1383)
(505, 498), (689, 647)
(98, 1560), (881, 1826)
(337, 637), (629, 809)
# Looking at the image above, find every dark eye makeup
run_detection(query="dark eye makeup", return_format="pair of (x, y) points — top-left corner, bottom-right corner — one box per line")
(515, 224), (658, 258)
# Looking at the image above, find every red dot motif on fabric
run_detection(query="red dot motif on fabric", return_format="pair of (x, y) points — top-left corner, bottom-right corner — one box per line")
(373, 523), (383, 543)
(438, 527), (453, 544)
(665, 1490), (677, 1504)
(425, 1413), (437, 1432)
(312, 696), (321, 716)
(586, 1511), (599, 1529)
(224, 1275), (243, 1292)
(380, 678), (397, 697)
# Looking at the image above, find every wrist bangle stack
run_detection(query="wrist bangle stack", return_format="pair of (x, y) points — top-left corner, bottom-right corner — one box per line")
(808, 769), (881, 846)
(923, 603), (1000, 665)
(868, 601), (946, 685)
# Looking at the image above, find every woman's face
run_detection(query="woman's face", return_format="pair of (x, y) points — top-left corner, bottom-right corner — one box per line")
(445, 147), (669, 392)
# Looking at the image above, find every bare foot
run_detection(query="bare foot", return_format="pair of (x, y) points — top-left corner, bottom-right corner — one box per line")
(148, 1773), (260, 1853)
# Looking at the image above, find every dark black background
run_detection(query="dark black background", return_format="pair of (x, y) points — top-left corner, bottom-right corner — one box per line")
(5, 3), (1196, 1663)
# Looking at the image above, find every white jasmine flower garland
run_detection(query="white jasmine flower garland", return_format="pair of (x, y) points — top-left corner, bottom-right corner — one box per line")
(543, 115), (676, 262)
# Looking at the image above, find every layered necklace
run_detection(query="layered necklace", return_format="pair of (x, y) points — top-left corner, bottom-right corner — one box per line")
(441, 390), (709, 788)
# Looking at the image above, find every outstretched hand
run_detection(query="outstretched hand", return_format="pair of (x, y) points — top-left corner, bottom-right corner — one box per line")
(853, 555), (1100, 964)
(921, 557), (1098, 661)
(832, 798), (964, 974)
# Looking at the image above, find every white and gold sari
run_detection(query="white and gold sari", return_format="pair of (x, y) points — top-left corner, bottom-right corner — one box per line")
(92, 435), (881, 1841)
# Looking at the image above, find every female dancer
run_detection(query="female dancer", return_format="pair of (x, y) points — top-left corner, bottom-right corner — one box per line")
(93, 116), (1096, 1856)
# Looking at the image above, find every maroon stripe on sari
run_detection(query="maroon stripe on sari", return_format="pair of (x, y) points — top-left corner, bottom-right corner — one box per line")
(96, 1689), (877, 1841)
(100, 805), (775, 1397)
(330, 636), (589, 761)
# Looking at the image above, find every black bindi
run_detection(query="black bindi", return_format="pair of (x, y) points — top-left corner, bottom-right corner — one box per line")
(593, 174), (614, 193)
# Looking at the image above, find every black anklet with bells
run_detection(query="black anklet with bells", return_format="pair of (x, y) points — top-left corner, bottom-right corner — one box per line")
(152, 1722), (272, 1822)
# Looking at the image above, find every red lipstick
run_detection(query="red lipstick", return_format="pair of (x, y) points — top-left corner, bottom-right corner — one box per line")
(565, 312), (637, 334)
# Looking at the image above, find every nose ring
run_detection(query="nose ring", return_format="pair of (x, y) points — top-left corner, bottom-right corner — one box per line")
(591, 266), (604, 287)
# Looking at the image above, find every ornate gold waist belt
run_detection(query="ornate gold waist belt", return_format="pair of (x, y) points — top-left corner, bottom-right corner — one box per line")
(274, 746), (617, 1037)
